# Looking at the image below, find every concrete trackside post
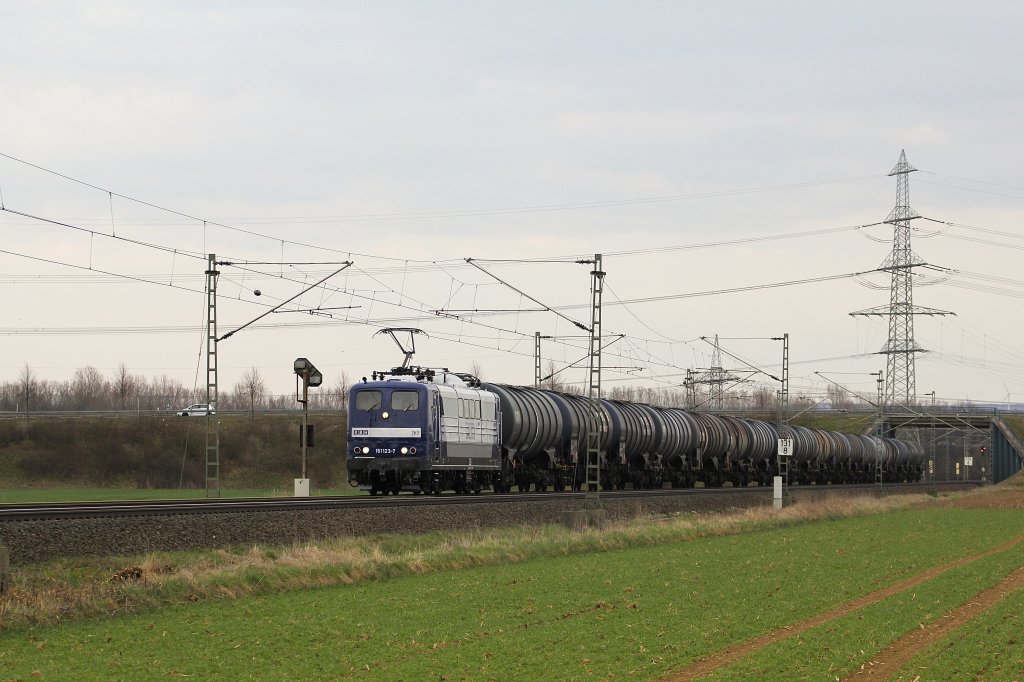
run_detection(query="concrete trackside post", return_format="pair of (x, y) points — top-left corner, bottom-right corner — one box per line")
(560, 509), (606, 530)
(775, 438), (792, 509)
(0, 539), (9, 594)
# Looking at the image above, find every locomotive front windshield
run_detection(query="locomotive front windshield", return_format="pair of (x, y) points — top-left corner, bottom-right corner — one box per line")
(353, 389), (420, 412)
(354, 390), (382, 411)
(391, 390), (419, 411)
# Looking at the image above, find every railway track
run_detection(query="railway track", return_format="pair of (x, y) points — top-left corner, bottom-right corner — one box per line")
(0, 483), (978, 564)
(0, 482), (975, 522)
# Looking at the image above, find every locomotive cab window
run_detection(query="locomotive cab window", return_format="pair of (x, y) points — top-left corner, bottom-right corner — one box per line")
(391, 390), (419, 412)
(355, 390), (382, 411)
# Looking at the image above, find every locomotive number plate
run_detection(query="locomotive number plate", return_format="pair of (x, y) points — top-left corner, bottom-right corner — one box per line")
(351, 427), (422, 438)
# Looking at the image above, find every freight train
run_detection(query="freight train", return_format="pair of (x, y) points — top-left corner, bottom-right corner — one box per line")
(346, 366), (926, 495)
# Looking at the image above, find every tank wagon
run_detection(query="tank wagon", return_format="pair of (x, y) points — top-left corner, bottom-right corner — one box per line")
(347, 372), (926, 495)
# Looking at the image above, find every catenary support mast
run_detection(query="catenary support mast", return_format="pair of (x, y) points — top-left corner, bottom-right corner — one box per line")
(584, 254), (605, 508)
(205, 254), (220, 498)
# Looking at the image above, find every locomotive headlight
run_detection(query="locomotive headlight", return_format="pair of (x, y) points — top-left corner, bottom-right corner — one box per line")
(410, 447), (417, 454)
(352, 446), (360, 454)
(381, 411), (389, 420)
(400, 447), (409, 455)
(362, 447), (370, 454)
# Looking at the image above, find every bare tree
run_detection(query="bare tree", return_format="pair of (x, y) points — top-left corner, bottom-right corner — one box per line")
(470, 361), (484, 381)
(235, 367), (266, 420)
(310, 370), (350, 410)
(542, 359), (563, 391)
(114, 362), (138, 409)
(17, 363), (36, 418)
(71, 366), (107, 410)
(826, 382), (852, 410)
(142, 374), (190, 410)
(334, 370), (351, 410)
(752, 386), (776, 411)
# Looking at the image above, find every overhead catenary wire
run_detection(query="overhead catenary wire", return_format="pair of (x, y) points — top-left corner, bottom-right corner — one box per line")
(0, 206), (208, 261)
(217, 262), (353, 340)
(2, 149), (1021, 401)
(0, 151), (887, 268)
(0, 246), (205, 294)
(465, 257), (592, 332)
(918, 169), (1024, 194)
(2, 191), (991, 393)
(0, 151), (884, 221)
(915, 177), (1024, 202)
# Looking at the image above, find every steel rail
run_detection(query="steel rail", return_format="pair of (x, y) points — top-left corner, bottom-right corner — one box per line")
(0, 482), (976, 522)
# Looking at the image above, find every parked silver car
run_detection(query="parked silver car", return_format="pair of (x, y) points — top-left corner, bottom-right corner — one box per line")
(178, 403), (215, 417)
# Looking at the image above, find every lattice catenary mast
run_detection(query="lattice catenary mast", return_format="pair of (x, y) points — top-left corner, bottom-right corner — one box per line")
(850, 150), (953, 407)
(205, 254), (221, 498)
(584, 254), (605, 508)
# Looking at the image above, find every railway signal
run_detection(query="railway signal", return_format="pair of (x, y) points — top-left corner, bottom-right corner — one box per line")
(294, 358), (323, 497)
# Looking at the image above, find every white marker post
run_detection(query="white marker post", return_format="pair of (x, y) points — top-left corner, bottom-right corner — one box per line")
(775, 438), (793, 510)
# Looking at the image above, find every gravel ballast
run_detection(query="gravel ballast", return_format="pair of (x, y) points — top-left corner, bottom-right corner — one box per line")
(0, 484), (965, 564)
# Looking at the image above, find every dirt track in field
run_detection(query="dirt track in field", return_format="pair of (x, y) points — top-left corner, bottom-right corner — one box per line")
(841, 564), (1024, 679)
(663, 486), (1024, 681)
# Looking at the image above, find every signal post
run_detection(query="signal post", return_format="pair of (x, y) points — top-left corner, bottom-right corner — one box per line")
(294, 357), (323, 497)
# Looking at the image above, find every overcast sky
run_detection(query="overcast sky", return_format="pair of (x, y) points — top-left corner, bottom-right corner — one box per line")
(1, 1), (1022, 405)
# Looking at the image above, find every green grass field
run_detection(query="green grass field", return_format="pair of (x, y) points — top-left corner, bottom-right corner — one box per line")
(2, 498), (1023, 680)
(898, 587), (1024, 680)
(702, 538), (1024, 679)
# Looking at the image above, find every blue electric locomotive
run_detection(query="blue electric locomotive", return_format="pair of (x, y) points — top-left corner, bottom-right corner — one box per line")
(347, 367), (503, 495)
